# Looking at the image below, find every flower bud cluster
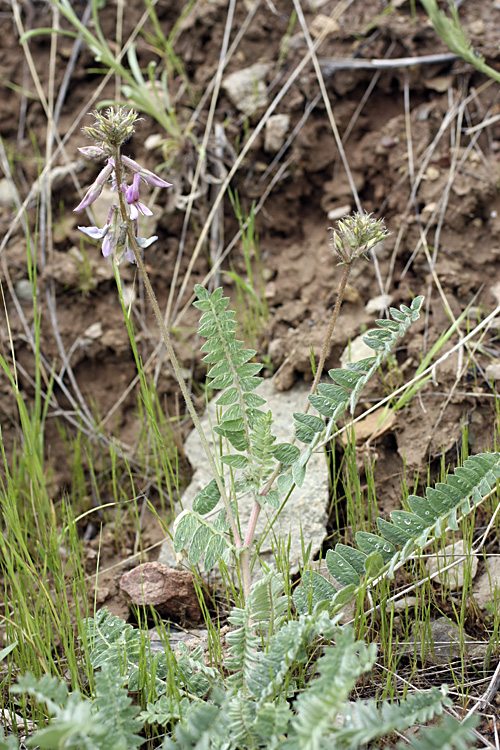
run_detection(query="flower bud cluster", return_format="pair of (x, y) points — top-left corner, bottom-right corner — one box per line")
(83, 106), (139, 153)
(74, 108), (172, 264)
(330, 211), (389, 265)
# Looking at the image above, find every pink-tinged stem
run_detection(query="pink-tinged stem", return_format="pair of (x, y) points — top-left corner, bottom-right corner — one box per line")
(240, 498), (262, 600)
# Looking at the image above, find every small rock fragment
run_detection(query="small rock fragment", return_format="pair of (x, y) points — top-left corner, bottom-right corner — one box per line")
(120, 562), (202, 623)
(222, 63), (270, 115)
(264, 114), (290, 153)
(14, 279), (34, 301)
(0, 178), (17, 207)
(364, 293), (393, 315)
(403, 616), (487, 665)
(327, 204), (351, 221)
(473, 556), (500, 609)
(343, 284), (361, 304)
(309, 14), (340, 37)
(485, 363), (500, 381)
(426, 166), (440, 181)
(340, 334), (374, 368)
(470, 19), (485, 35)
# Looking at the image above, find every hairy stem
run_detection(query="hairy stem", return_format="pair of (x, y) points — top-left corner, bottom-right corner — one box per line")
(112, 150), (241, 549)
(260, 261), (353, 500)
(129, 235), (242, 548)
(306, 262), (352, 409)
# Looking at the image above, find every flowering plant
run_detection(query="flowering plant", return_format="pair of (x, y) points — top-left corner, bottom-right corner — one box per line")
(74, 107), (172, 264)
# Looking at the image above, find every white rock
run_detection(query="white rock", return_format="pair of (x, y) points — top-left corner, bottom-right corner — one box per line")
(340, 334), (374, 369)
(485, 363), (500, 381)
(473, 556), (500, 609)
(364, 293), (393, 315)
(14, 279), (34, 301)
(425, 539), (478, 590)
(327, 204), (351, 222)
(159, 379), (329, 579)
(0, 178), (17, 207)
(264, 114), (290, 154)
(222, 63), (270, 115)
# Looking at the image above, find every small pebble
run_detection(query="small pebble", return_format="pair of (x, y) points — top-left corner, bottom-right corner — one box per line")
(327, 204), (351, 221)
(15, 279), (34, 301)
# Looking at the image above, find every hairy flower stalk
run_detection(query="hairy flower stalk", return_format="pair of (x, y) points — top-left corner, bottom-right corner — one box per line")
(258, 212), (389, 508)
(75, 108), (244, 561)
(307, 212), (389, 405)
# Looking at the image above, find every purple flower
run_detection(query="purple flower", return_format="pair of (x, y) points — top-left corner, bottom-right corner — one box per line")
(121, 155), (172, 189)
(125, 173), (154, 221)
(78, 205), (158, 265)
(74, 160), (114, 212)
(76, 149), (171, 264)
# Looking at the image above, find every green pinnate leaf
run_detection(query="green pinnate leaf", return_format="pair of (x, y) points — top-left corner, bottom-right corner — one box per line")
(240, 376), (263, 391)
(209, 372), (234, 390)
(277, 473), (293, 495)
(265, 490), (280, 509)
(194, 284), (210, 301)
(189, 525), (212, 565)
(334, 544), (367, 575)
(221, 454), (249, 469)
(377, 518), (412, 546)
(355, 532), (396, 563)
(192, 299), (211, 311)
(328, 368), (365, 389)
(390, 510), (427, 536)
(362, 334), (387, 351)
(214, 418), (245, 436)
(193, 479), (221, 514)
(292, 460), (307, 488)
(173, 512), (198, 553)
(411, 295), (424, 310)
(293, 413), (325, 433)
(243, 391), (266, 407)
(308, 394), (339, 418)
(230, 348), (257, 366)
(207, 360), (231, 380)
(220, 404), (244, 422)
(325, 549), (360, 586)
(204, 534), (227, 571)
(236, 363), (263, 377)
(216, 388), (239, 406)
(390, 307), (407, 323)
(271, 443), (300, 466)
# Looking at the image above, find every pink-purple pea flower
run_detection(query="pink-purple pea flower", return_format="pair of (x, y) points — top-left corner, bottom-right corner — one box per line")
(75, 153), (172, 264)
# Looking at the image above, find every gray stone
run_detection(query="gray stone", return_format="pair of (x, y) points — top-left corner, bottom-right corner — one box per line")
(340, 334), (374, 369)
(159, 379), (329, 579)
(401, 617), (487, 665)
(485, 363), (500, 382)
(425, 539), (478, 590)
(264, 114), (290, 154)
(364, 293), (393, 315)
(473, 556), (500, 609)
(0, 178), (17, 208)
(14, 279), (35, 301)
(222, 63), (270, 115)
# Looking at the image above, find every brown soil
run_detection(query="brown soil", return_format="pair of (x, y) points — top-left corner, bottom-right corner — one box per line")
(1, 0), (500, 665)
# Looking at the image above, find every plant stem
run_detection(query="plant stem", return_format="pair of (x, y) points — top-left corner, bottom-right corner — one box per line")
(305, 262), (352, 411)
(112, 150), (242, 551)
(128, 234), (243, 549)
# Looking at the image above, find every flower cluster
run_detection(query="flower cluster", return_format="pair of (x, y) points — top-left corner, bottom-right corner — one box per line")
(330, 211), (389, 265)
(74, 109), (172, 264)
